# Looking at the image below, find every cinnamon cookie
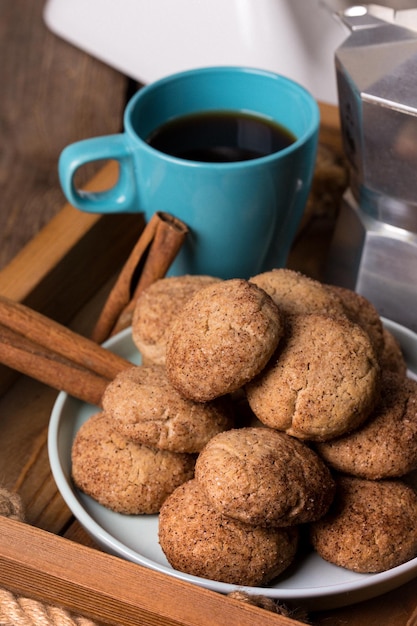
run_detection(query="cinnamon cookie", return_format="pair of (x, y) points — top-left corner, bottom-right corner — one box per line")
(195, 427), (335, 527)
(246, 313), (380, 441)
(102, 364), (234, 453)
(132, 275), (220, 365)
(379, 327), (407, 376)
(250, 269), (346, 318)
(326, 284), (384, 358)
(316, 372), (417, 479)
(166, 279), (284, 401)
(158, 479), (298, 586)
(310, 476), (417, 573)
(71, 412), (195, 514)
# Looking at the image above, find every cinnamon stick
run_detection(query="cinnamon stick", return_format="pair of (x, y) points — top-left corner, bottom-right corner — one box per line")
(130, 212), (189, 299)
(0, 295), (131, 381)
(91, 211), (188, 343)
(0, 325), (110, 406)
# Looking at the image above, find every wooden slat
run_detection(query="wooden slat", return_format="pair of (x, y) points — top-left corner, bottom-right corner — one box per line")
(0, 517), (300, 626)
(0, 0), (129, 271)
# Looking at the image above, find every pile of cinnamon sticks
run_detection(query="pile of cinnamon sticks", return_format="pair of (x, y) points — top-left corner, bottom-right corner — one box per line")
(0, 212), (188, 405)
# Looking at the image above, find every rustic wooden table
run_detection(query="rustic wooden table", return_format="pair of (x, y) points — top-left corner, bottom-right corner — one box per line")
(1, 3), (417, 625)
(0, 0), (132, 271)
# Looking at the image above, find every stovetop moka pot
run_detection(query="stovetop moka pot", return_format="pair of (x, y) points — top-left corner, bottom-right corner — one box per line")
(326, 3), (417, 331)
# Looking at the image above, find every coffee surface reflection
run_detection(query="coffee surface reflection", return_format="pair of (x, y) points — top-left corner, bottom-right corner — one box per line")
(146, 110), (296, 162)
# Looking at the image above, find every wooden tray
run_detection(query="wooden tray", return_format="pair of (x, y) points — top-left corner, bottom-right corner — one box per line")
(1, 105), (417, 626)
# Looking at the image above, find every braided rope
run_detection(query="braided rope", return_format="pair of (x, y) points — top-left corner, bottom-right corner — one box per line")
(0, 488), (25, 522)
(0, 488), (97, 626)
(0, 590), (96, 626)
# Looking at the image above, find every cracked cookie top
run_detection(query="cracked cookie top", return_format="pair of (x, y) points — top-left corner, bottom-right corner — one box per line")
(246, 313), (381, 441)
(165, 279), (284, 402)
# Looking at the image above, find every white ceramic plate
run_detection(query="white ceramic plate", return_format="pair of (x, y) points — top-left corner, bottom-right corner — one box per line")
(48, 318), (417, 611)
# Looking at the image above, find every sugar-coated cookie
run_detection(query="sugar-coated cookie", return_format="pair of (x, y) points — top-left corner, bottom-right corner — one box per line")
(325, 284), (384, 358)
(316, 372), (417, 479)
(250, 269), (346, 318)
(195, 427), (335, 527)
(166, 279), (284, 401)
(246, 313), (380, 441)
(71, 413), (195, 514)
(102, 364), (234, 453)
(158, 479), (298, 586)
(310, 476), (417, 573)
(379, 327), (407, 376)
(132, 275), (220, 365)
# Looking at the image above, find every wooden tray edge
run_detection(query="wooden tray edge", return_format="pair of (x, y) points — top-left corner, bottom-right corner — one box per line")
(0, 517), (300, 626)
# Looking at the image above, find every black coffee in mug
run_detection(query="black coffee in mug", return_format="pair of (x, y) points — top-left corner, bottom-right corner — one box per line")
(146, 110), (296, 162)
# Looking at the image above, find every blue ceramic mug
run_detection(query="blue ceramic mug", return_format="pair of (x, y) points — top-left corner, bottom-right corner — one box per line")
(59, 67), (319, 279)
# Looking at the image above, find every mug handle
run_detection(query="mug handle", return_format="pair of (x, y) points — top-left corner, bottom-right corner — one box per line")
(58, 134), (138, 213)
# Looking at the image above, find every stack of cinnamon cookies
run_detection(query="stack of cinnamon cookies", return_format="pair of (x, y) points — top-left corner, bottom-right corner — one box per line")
(71, 270), (417, 586)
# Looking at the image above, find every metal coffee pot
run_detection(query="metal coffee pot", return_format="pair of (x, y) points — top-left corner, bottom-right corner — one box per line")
(325, 3), (417, 331)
